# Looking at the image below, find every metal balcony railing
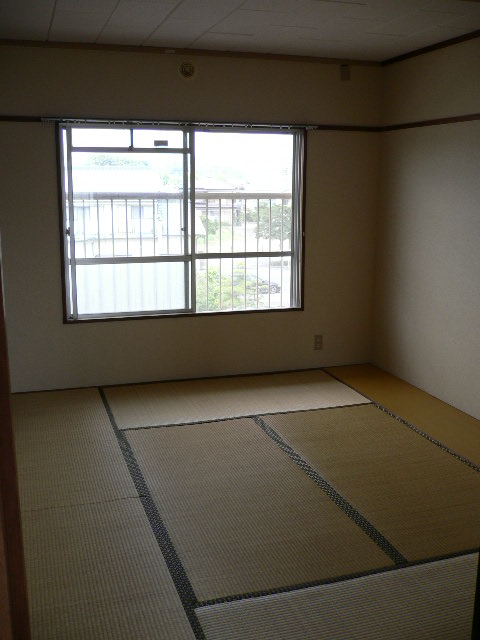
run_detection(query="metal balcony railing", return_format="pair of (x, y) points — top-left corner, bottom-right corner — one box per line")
(69, 191), (293, 260)
(67, 191), (295, 315)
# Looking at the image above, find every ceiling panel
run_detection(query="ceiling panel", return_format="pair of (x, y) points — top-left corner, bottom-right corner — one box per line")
(0, 0), (55, 40)
(193, 31), (257, 50)
(242, 0), (305, 10)
(370, 9), (468, 36)
(49, 7), (116, 41)
(422, 0), (480, 13)
(211, 9), (288, 35)
(107, 0), (177, 29)
(433, 8), (480, 30)
(55, 0), (118, 11)
(146, 18), (215, 46)
(0, 0), (479, 61)
(97, 25), (151, 45)
(168, 0), (243, 22)
(297, 0), (379, 21)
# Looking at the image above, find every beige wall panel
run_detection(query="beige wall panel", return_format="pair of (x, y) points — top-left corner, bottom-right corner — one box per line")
(0, 123), (378, 391)
(374, 122), (480, 420)
(304, 130), (378, 365)
(0, 44), (380, 392)
(383, 38), (480, 124)
(0, 45), (381, 126)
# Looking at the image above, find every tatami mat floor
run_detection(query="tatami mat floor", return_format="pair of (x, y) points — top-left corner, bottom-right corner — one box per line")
(12, 365), (480, 639)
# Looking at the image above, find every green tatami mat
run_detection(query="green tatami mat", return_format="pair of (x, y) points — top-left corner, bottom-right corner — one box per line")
(266, 404), (480, 560)
(105, 369), (369, 429)
(127, 418), (393, 602)
(197, 552), (478, 640)
(12, 389), (137, 511)
(23, 498), (195, 640)
(327, 364), (480, 466)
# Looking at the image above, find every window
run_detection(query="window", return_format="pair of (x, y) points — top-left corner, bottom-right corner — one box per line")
(59, 122), (304, 320)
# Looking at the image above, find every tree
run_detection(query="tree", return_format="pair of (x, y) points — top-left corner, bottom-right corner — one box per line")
(256, 201), (292, 244)
(196, 264), (263, 312)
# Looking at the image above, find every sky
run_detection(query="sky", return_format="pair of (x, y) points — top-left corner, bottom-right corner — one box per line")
(71, 128), (294, 194)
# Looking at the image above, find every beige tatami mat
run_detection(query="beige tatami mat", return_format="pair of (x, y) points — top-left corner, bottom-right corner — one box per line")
(23, 498), (195, 640)
(266, 405), (480, 560)
(105, 369), (369, 429)
(12, 389), (137, 511)
(327, 364), (480, 466)
(197, 552), (478, 640)
(127, 418), (392, 602)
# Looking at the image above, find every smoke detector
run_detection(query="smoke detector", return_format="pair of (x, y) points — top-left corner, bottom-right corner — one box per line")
(180, 62), (195, 79)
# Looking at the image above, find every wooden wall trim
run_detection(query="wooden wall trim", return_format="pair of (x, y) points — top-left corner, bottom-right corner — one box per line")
(382, 113), (480, 131)
(382, 30), (480, 66)
(1, 113), (480, 132)
(0, 238), (31, 640)
(0, 37), (379, 66)
(1, 31), (478, 67)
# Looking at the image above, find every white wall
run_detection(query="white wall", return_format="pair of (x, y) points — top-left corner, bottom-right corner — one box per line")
(0, 45), (380, 391)
(374, 39), (480, 420)
(382, 38), (480, 124)
(0, 45), (381, 125)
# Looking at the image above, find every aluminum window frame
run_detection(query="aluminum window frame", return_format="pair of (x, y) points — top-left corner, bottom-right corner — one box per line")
(58, 121), (304, 321)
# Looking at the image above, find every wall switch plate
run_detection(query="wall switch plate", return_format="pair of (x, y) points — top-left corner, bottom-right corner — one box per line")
(314, 334), (323, 350)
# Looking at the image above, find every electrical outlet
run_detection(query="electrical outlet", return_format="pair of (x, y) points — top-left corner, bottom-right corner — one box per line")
(314, 334), (323, 350)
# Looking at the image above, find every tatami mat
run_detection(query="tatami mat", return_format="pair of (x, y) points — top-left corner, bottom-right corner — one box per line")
(327, 364), (480, 466)
(14, 367), (480, 639)
(266, 404), (480, 560)
(22, 498), (195, 640)
(127, 417), (392, 602)
(196, 552), (478, 640)
(12, 389), (137, 511)
(105, 369), (369, 429)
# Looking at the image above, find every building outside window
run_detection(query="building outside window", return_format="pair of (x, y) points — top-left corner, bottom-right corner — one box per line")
(58, 122), (304, 320)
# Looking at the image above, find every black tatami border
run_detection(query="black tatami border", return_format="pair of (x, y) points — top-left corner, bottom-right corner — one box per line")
(119, 401), (371, 432)
(99, 379), (480, 635)
(323, 369), (480, 473)
(253, 415), (406, 565)
(98, 388), (206, 640)
(196, 547), (480, 608)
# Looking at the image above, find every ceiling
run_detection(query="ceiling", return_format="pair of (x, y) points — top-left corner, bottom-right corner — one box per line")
(1, 0), (479, 62)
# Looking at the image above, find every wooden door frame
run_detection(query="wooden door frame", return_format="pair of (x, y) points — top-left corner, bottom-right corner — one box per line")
(0, 237), (31, 639)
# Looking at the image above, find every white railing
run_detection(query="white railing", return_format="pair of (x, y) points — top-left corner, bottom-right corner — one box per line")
(70, 191), (292, 259)
(69, 191), (294, 315)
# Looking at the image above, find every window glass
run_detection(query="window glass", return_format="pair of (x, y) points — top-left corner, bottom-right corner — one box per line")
(76, 262), (187, 316)
(132, 129), (185, 149)
(60, 123), (302, 320)
(71, 128), (130, 148)
(70, 151), (186, 259)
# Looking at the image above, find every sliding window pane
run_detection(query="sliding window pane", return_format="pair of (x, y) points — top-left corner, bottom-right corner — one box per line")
(220, 199), (233, 253)
(195, 131), (293, 193)
(76, 262), (187, 316)
(70, 152), (186, 257)
(195, 256), (289, 313)
(197, 198), (220, 253)
(61, 123), (301, 320)
(133, 129), (185, 149)
(72, 128), (130, 148)
(232, 199), (246, 253)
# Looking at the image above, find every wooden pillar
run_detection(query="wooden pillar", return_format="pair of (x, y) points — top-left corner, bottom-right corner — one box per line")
(472, 554), (480, 638)
(0, 239), (31, 639)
